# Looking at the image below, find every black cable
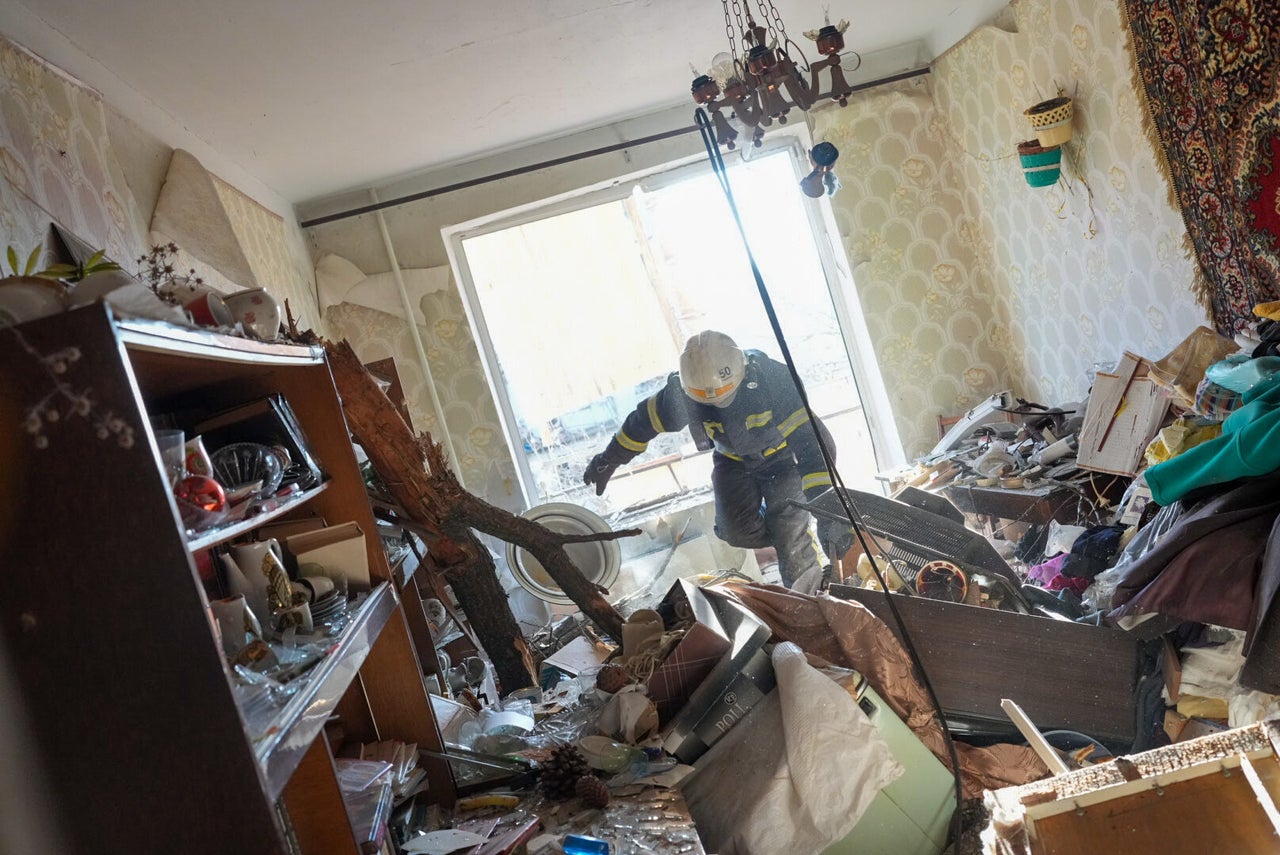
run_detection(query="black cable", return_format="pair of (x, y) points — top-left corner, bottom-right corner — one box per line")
(693, 107), (968, 846)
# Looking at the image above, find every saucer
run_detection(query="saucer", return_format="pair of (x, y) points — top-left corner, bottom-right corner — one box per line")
(0, 277), (65, 327)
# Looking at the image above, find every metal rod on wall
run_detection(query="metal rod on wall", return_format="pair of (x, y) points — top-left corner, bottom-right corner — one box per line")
(369, 188), (465, 487)
(300, 66), (930, 229)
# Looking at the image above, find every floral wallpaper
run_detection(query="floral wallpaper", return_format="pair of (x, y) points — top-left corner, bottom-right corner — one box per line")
(212, 175), (325, 333)
(0, 35), (145, 270)
(815, 82), (1019, 460)
(0, 32), (324, 335)
(815, 0), (1210, 457)
(326, 285), (522, 511)
(929, 0), (1208, 404)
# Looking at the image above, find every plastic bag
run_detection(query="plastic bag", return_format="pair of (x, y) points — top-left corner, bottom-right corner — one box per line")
(1045, 520), (1087, 557)
(972, 441), (1016, 478)
(1081, 501), (1184, 610)
(1204, 353), (1280, 394)
(1144, 419), (1221, 466)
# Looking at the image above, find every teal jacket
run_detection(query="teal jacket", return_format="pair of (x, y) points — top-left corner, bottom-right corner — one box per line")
(1146, 373), (1280, 505)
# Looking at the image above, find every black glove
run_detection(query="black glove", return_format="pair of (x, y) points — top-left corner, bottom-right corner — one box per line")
(817, 516), (855, 561)
(583, 453), (619, 496)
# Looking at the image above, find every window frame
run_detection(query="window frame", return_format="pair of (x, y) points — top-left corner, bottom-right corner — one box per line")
(443, 126), (903, 508)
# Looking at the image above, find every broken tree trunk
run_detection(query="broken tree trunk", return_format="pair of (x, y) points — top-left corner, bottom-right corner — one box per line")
(324, 339), (631, 693)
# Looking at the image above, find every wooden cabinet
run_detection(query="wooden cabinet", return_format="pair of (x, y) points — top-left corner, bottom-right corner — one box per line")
(0, 304), (454, 854)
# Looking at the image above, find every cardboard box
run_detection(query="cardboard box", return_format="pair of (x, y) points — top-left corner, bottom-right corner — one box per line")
(659, 586), (774, 764)
(1077, 352), (1171, 477)
(646, 581), (733, 724)
(286, 521), (370, 589)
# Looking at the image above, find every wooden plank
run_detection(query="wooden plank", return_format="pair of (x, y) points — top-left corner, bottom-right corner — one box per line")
(1002, 699), (1070, 775)
(1239, 754), (1280, 837)
(282, 733), (361, 855)
(942, 483), (1081, 525)
(1033, 768), (1278, 854)
(831, 586), (1138, 740)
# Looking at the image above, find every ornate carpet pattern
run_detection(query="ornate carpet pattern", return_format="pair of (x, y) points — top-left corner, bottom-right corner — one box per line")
(1122, 0), (1280, 333)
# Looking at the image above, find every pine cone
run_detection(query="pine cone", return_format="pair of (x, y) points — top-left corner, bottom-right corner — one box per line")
(539, 744), (590, 800)
(575, 774), (611, 808)
(595, 663), (631, 694)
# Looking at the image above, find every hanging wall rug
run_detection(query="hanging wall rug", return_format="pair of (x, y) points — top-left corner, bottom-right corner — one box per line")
(1122, 0), (1280, 334)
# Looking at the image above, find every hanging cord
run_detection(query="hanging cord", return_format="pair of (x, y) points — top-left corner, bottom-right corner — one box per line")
(693, 107), (968, 845)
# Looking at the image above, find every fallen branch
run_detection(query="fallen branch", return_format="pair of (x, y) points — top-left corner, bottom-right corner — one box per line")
(324, 339), (628, 690)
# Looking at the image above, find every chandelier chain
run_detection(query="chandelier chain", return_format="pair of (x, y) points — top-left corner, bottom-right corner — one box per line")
(730, 0), (747, 62)
(722, 0), (740, 67)
(761, 0), (786, 47)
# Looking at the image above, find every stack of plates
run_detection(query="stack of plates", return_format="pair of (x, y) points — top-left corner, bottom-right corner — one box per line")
(309, 591), (347, 622)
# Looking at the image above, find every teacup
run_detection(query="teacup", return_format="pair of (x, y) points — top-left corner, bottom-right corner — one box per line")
(224, 288), (282, 341)
(183, 288), (234, 328)
(275, 602), (313, 633)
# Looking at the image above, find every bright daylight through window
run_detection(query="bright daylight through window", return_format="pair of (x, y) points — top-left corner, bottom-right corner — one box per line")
(457, 148), (880, 528)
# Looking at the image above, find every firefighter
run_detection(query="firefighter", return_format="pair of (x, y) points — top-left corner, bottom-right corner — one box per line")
(582, 330), (852, 590)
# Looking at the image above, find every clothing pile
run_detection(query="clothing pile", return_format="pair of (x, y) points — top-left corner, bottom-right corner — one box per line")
(1073, 310), (1280, 741)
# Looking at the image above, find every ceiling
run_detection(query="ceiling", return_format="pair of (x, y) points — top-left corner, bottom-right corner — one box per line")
(8, 0), (1005, 206)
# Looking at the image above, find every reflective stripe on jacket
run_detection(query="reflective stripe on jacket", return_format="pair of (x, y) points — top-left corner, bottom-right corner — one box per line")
(602, 350), (834, 498)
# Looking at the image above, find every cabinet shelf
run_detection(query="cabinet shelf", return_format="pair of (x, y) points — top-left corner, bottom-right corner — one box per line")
(118, 318), (325, 366)
(255, 582), (398, 800)
(0, 305), (453, 855)
(186, 481), (330, 553)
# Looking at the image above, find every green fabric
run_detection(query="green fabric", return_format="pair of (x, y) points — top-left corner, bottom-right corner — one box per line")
(1146, 373), (1280, 505)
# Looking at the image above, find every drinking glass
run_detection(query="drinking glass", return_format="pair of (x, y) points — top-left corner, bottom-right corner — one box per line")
(155, 429), (186, 487)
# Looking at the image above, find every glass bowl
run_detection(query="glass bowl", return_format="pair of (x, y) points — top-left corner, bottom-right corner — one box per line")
(210, 442), (285, 497)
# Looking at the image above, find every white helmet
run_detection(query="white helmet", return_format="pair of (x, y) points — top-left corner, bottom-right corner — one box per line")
(679, 330), (745, 408)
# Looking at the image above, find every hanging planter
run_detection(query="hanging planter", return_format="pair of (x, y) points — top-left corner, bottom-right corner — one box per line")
(1017, 140), (1062, 187)
(1024, 96), (1075, 147)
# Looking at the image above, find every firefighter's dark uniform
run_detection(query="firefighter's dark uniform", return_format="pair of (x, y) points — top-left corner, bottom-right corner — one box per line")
(592, 349), (834, 587)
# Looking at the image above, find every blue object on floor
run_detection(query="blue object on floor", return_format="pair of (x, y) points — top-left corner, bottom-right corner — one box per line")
(563, 834), (611, 854)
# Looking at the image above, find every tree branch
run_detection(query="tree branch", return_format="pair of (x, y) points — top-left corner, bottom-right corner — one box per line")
(323, 339), (628, 681)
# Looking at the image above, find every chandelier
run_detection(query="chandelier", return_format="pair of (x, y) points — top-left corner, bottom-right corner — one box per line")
(689, 1), (860, 150)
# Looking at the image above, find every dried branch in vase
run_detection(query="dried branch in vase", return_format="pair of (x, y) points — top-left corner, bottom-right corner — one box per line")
(136, 242), (204, 306)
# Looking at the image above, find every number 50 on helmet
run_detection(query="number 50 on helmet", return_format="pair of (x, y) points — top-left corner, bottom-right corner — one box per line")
(679, 330), (745, 408)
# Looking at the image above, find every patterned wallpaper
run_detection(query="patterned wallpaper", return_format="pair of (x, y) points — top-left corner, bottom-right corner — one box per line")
(327, 286), (522, 511)
(0, 36), (145, 271)
(814, 0), (1210, 456)
(0, 33), (324, 336)
(814, 82), (1019, 460)
(212, 175), (325, 334)
(929, 0), (1208, 404)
